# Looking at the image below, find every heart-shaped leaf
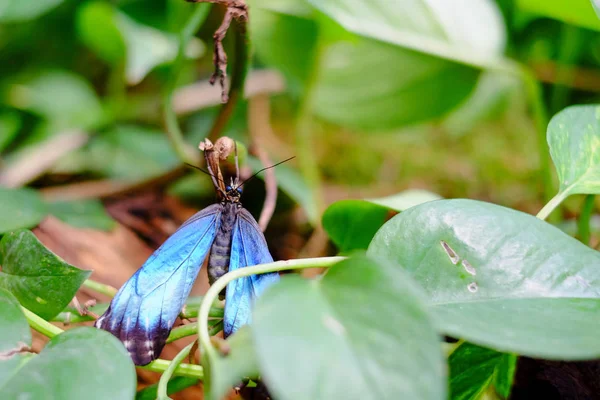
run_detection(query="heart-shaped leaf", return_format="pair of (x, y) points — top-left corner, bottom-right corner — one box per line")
(368, 199), (600, 360)
(448, 342), (516, 400)
(547, 104), (600, 196)
(517, 0), (600, 31)
(0, 188), (48, 234)
(322, 190), (441, 253)
(0, 229), (91, 320)
(251, 255), (446, 400)
(0, 327), (136, 399)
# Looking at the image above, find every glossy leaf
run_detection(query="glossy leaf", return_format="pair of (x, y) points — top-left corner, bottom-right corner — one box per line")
(307, 0), (506, 67)
(207, 326), (260, 400)
(0, 188), (47, 234)
(517, 0), (600, 31)
(0, 230), (91, 320)
(251, 255), (446, 400)
(368, 199), (600, 359)
(0, 0), (63, 22)
(449, 342), (514, 400)
(5, 70), (104, 131)
(46, 199), (116, 231)
(547, 104), (600, 196)
(0, 327), (136, 399)
(322, 190), (441, 253)
(0, 288), (31, 356)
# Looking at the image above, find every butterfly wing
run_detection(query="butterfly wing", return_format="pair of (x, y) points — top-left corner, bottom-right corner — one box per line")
(224, 208), (280, 337)
(95, 203), (222, 365)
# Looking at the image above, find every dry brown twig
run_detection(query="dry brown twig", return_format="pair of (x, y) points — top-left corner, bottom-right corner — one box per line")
(186, 0), (248, 103)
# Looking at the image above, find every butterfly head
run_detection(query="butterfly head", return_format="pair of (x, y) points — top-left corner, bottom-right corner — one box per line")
(224, 177), (243, 202)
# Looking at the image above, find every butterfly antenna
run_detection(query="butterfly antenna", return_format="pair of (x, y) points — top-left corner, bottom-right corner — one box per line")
(184, 163), (228, 197)
(234, 142), (240, 184)
(238, 156), (296, 188)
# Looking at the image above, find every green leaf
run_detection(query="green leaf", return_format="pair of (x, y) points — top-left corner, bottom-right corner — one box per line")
(76, 1), (126, 65)
(207, 326), (260, 400)
(449, 342), (514, 400)
(322, 190), (442, 253)
(547, 104), (600, 196)
(0, 0), (63, 22)
(368, 199), (600, 360)
(251, 255), (446, 400)
(46, 199), (116, 231)
(0, 288), (31, 356)
(0, 230), (91, 320)
(313, 39), (480, 130)
(0, 188), (47, 234)
(517, 0), (600, 31)
(0, 327), (136, 399)
(136, 377), (199, 400)
(5, 70), (104, 131)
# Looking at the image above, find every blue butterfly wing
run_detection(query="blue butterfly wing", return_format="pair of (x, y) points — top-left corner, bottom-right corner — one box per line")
(95, 203), (222, 365)
(224, 208), (280, 337)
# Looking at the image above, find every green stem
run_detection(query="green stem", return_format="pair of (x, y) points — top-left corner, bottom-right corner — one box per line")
(163, 4), (212, 164)
(167, 318), (221, 343)
(21, 307), (63, 338)
(82, 279), (117, 297)
(536, 190), (569, 221)
(577, 194), (595, 245)
(197, 256), (346, 359)
(141, 359), (204, 379)
(157, 342), (196, 400)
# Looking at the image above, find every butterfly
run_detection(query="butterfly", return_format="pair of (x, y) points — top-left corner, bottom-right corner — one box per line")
(95, 149), (281, 366)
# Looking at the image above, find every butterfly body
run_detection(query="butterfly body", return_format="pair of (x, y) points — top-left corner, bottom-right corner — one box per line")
(95, 184), (279, 366)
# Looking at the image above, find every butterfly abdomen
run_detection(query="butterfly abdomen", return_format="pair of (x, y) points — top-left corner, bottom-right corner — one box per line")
(208, 202), (239, 289)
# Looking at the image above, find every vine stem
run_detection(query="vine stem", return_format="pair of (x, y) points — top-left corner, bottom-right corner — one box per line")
(197, 256), (347, 360)
(536, 190), (569, 221)
(157, 342), (196, 399)
(82, 279), (117, 297)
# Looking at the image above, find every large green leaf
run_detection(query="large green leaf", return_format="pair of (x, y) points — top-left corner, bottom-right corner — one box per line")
(46, 199), (117, 231)
(449, 342), (515, 400)
(5, 71), (104, 131)
(76, 1), (127, 65)
(0, 288), (33, 389)
(322, 190), (441, 253)
(0, 188), (48, 234)
(547, 104), (600, 196)
(368, 199), (600, 360)
(307, 0), (506, 67)
(0, 0), (63, 22)
(251, 255), (446, 400)
(313, 39), (480, 130)
(0, 230), (91, 320)
(0, 288), (31, 356)
(0, 327), (136, 399)
(517, 0), (600, 31)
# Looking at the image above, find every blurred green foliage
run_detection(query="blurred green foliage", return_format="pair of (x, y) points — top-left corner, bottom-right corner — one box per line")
(1, 0), (600, 218)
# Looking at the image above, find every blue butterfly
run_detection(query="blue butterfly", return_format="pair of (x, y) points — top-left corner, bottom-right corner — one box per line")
(95, 165), (280, 365)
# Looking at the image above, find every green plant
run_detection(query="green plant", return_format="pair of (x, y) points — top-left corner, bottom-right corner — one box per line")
(2, 0), (600, 399)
